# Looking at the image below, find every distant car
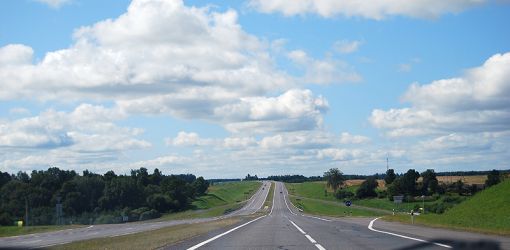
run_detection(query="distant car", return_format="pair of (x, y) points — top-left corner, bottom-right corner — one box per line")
(280, 191), (282, 193)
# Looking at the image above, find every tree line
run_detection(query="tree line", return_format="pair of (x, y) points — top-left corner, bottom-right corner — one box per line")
(0, 167), (209, 226)
(323, 168), (505, 202)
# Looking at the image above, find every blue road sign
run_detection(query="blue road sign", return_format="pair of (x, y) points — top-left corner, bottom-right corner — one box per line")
(345, 200), (352, 207)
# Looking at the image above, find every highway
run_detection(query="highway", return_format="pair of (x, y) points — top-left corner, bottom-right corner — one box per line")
(0, 181), (271, 249)
(2, 181), (509, 249)
(169, 182), (510, 250)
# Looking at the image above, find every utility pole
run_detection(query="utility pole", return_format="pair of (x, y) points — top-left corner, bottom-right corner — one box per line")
(25, 197), (28, 227)
(386, 156), (389, 171)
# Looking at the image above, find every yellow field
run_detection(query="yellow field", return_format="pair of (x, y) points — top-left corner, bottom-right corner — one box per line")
(435, 175), (487, 185)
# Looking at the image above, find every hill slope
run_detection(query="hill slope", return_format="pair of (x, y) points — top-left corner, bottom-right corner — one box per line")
(416, 180), (510, 234)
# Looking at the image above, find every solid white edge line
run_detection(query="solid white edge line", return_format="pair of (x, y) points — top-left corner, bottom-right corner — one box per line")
(302, 214), (332, 222)
(305, 234), (317, 243)
(368, 217), (452, 249)
(269, 182), (276, 216)
(187, 215), (266, 250)
(283, 190), (297, 216)
(288, 219), (306, 234)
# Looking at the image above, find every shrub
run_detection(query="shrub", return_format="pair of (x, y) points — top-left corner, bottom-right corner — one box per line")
(139, 209), (160, 221)
(335, 189), (354, 200)
(95, 214), (122, 224)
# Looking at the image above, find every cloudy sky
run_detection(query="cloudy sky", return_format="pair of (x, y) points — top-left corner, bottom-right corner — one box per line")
(1, 0), (509, 178)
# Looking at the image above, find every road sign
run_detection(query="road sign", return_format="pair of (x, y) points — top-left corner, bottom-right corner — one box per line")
(345, 200), (352, 207)
(393, 195), (404, 204)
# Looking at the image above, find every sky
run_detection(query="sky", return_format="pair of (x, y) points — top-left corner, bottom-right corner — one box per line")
(0, 0), (509, 178)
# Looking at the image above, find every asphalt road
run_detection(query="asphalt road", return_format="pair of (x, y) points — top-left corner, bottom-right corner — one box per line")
(169, 182), (510, 250)
(0, 181), (271, 249)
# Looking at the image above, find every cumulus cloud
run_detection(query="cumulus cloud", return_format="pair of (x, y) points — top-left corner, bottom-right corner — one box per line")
(248, 0), (486, 20)
(370, 52), (510, 137)
(287, 50), (361, 85)
(339, 132), (371, 144)
(0, 0), (337, 135)
(166, 131), (217, 147)
(0, 104), (149, 151)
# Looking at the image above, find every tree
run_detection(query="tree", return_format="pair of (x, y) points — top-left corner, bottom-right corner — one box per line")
(402, 169), (420, 196)
(356, 177), (378, 199)
(323, 168), (345, 192)
(384, 169), (396, 185)
(421, 169), (438, 195)
(192, 177), (209, 196)
(485, 169), (501, 187)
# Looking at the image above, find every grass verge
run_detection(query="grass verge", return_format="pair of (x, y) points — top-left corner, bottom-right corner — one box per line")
(289, 196), (385, 217)
(52, 218), (242, 250)
(383, 180), (510, 236)
(0, 225), (84, 238)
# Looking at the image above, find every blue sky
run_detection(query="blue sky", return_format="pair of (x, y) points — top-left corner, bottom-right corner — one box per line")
(0, 0), (509, 178)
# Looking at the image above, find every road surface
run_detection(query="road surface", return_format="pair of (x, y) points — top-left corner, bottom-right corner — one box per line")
(0, 181), (271, 249)
(169, 182), (510, 250)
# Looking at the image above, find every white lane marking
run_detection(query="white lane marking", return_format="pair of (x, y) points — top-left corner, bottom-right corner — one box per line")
(269, 182), (276, 216)
(315, 243), (326, 250)
(305, 234), (317, 243)
(289, 219), (327, 250)
(302, 214), (332, 222)
(368, 217), (452, 249)
(289, 220), (306, 234)
(87, 225), (94, 229)
(283, 193), (297, 216)
(187, 215), (266, 250)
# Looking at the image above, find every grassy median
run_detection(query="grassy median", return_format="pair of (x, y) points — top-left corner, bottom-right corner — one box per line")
(52, 217), (242, 250)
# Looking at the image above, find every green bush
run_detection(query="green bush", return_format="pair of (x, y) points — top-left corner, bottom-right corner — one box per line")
(335, 189), (354, 200)
(95, 214), (122, 224)
(139, 209), (160, 221)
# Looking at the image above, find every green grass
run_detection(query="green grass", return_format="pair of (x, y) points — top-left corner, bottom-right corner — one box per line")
(286, 181), (337, 201)
(0, 225), (84, 237)
(192, 181), (261, 209)
(263, 182), (275, 211)
(159, 181), (261, 220)
(355, 198), (437, 212)
(290, 196), (385, 217)
(53, 217), (242, 250)
(384, 180), (510, 235)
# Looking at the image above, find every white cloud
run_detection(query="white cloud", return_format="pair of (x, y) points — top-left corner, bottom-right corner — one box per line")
(333, 40), (362, 54)
(287, 50), (361, 85)
(370, 52), (510, 137)
(167, 131), (217, 147)
(0, 104), (148, 151)
(339, 132), (370, 144)
(0, 0), (336, 135)
(317, 148), (365, 161)
(0, 44), (33, 66)
(249, 0), (486, 20)
(219, 89), (329, 133)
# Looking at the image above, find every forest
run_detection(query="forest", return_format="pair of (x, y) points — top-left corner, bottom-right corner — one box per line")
(0, 167), (209, 226)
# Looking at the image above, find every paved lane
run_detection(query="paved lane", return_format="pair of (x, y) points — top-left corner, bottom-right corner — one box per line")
(0, 181), (270, 249)
(173, 182), (509, 250)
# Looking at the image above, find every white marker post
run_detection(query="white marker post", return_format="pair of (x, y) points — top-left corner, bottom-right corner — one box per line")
(411, 210), (414, 224)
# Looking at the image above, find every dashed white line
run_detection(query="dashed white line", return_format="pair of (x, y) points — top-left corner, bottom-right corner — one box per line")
(288, 219), (326, 250)
(305, 234), (317, 243)
(187, 215), (266, 250)
(289, 220), (306, 234)
(368, 217), (452, 249)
